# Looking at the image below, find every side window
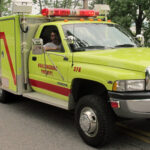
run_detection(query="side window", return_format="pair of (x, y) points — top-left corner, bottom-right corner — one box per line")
(40, 25), (64, 52)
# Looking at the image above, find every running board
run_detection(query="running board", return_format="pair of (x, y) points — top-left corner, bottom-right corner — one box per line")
(23, 92), (69, 110)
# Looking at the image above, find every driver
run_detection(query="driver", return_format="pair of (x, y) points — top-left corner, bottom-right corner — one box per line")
(44, 31), (61, 51)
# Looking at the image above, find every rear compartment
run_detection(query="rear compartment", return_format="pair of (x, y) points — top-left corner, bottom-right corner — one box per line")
(0, 16), (19, 93)
(0, 15), (49, 95)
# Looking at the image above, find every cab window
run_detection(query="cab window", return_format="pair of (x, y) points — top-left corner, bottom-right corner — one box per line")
(40, 25), (64, 52)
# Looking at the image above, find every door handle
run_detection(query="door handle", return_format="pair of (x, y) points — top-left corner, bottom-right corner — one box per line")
(64, 56), (68, 61)
(1, 51), (4, 58)
(32, 56), (37, 61)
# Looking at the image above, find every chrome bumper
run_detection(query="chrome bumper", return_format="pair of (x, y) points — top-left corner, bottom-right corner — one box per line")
(109, 92), (150, 118)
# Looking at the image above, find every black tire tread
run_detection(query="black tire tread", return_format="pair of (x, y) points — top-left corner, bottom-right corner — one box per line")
(0, 89), (14, 103)
(75, 94), (114, 147)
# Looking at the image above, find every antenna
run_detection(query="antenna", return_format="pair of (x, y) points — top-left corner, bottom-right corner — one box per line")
(72, 24), (75, 67)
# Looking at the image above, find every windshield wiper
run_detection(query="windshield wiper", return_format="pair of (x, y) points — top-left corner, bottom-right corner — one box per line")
(115, 44), (135, 48)
(73, 45), (114, 52)
(74, 47), (86, 52)
(85, 46), (106, 49)
(85, 46), (114, 50)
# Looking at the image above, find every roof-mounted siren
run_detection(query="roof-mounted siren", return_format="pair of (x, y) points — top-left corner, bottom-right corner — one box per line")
(94, 4), (110, 21)
(12, 0), (32, 14)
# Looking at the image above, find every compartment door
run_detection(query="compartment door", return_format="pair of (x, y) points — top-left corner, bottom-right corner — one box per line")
(0, 19), (17, 92)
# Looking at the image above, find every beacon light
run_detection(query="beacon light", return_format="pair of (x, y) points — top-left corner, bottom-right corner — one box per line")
(41, 8), (70, 16)
(52, 8), (70, 16)
(41, 8), (49, 16)
(77, 9), (95, 17)
(95, 11), (100, 16)
(97, 19), (102, 21)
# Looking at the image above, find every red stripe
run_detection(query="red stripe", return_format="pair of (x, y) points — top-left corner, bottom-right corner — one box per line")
(0, 32), (16, 85)
(29, 79), (71, 96)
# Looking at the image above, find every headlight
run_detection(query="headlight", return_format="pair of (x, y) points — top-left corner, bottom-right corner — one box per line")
(113, 80), (145, 92)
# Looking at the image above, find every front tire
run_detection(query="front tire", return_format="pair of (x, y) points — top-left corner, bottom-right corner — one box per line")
(75, 95), (114, 147)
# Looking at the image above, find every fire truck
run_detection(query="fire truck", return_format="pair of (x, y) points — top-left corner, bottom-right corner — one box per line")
(1, 1), (150, 147)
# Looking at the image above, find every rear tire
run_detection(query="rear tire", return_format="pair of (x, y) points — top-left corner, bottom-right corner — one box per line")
(0, 89), (14, 103)
(75, 95), (114, 147)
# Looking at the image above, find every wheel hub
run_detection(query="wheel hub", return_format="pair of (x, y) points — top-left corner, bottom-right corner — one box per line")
(79, 107), (98, 137)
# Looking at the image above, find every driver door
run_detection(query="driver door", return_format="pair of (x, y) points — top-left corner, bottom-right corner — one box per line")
(30, 25), (70, 100)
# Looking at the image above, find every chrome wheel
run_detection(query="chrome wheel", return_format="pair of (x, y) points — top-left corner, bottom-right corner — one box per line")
(79, 107), (98, 137)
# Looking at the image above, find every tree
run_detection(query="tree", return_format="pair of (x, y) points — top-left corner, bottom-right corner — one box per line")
(143, 16), (150, 46)
(89, 0), (107, 9)
(0, 0), (11, 17)
(107, 0), (150, 35)
(54, 0), (73, 8)
(32, 0), (43, 11)
(32, 0), (81, 12)
(83, 0), (88, 9)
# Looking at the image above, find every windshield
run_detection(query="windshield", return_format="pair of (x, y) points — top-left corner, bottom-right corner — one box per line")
(62, 23), (138, 52)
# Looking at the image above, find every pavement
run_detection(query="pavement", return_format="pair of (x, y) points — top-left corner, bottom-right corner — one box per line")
(0, 97), (150, 150)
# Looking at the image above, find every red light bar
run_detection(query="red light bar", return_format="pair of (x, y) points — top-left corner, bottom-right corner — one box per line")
(41, 8), (99, 17)
(95, 11), (100, 16)
(77, 9), (96, 17)
(52, 8), (70, 16)
(41, 8), (49, 16)
(41, 8), (70, 16)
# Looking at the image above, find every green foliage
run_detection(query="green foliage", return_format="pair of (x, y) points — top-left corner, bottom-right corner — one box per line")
(107, 1), (133, 30)
(107, 0), (150, 46)
(143, 19), (150, 47)
(89, 0), (107, 9)
(0, 0), (11, 17)
(32, 0), (81, 10)
(53, 0), (73, 8)
(89, 0), (150, 46)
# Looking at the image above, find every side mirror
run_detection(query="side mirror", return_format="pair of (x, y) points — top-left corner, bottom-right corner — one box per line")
(136, 34), (144, 46)
(32, 38), (44, 55)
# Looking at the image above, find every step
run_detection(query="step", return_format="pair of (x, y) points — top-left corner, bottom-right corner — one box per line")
(23, 92), (68, 110)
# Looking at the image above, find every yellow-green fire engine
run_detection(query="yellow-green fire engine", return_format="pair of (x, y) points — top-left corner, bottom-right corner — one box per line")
(1, 5), (150, 147)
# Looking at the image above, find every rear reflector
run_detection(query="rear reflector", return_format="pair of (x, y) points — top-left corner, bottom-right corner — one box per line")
(110, 101), (120, 108)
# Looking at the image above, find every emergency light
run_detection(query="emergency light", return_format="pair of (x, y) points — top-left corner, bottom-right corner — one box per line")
(41, 8), (99, 17)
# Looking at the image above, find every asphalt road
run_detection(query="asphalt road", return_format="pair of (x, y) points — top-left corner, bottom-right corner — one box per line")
(0, 97), (150, 150)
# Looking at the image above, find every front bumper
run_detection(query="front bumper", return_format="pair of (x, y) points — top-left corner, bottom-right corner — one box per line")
(108, 91), (150, 118)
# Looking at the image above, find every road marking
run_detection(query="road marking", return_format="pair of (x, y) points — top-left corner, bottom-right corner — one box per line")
(117, 122), (150, 137)
(117, 122), (150, 144)
(120, 130), (150, 144)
